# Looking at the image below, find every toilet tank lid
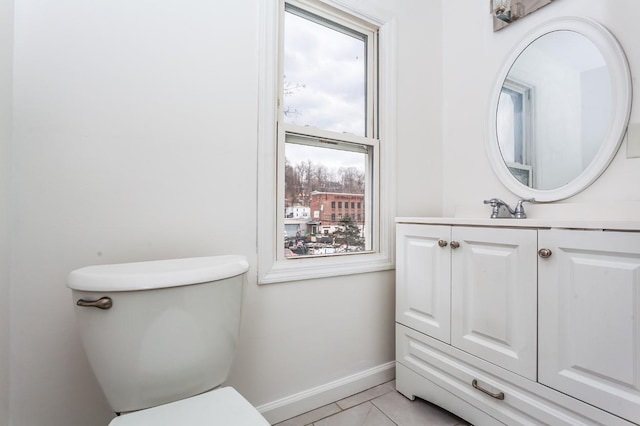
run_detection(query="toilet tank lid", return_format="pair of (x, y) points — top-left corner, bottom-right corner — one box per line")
(67, 255), (249, 292)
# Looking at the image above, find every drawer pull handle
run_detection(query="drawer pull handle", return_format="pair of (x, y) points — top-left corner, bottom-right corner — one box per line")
(472, 379), (504, 400)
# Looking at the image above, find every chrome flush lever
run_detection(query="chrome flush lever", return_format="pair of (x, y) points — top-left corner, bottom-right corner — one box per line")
(76, 297), (112, 310)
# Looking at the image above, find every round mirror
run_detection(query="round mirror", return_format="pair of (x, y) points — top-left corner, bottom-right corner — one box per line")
(486, 17), (632, 201)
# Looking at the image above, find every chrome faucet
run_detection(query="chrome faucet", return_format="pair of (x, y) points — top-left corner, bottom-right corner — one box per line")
(483, 198), (534, 219)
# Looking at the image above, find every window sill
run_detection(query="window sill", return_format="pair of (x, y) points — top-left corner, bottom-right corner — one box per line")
(259, 251), (394, 284)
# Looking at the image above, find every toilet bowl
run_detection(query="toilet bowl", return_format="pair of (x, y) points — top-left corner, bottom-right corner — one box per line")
(67, 255), (268, 425)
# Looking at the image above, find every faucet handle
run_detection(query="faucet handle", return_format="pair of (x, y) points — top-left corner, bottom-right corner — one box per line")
(516, 198), (535, 207)
(514, 198), (535, 219)
(483, 198), (504, 206)
(484, 198), (511, 218)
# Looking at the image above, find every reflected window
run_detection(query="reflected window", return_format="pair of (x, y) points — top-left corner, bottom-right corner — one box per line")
(497, 79), (533, 186)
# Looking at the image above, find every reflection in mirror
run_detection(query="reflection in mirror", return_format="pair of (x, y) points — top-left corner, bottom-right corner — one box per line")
(487, 17), (631, 202)
(497, 31), (611, 190)
(497, 79), (533, 186)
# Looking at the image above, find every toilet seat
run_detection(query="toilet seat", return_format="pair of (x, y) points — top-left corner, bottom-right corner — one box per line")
(108, 387), (270, 426)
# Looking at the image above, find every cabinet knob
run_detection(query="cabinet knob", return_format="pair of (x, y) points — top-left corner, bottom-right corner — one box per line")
(450, 241), (460, 249)
(538, 248), (552, 258)
(438, 240), (448, 248)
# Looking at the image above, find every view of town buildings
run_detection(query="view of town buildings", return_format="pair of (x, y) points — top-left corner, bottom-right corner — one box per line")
(284, 160), (367, 256)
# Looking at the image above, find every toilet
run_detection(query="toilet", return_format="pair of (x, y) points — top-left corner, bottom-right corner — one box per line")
(67, 255), (269, 425)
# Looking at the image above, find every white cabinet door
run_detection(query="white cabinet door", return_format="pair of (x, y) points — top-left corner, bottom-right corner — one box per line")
(451, 226), (537, 380)
(396, 224), (451, 343)
(539, 229), (640, 425)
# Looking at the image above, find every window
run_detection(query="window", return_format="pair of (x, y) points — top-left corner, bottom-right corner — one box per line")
(281, 0), (376, 261)
(257, 0), (396, 283)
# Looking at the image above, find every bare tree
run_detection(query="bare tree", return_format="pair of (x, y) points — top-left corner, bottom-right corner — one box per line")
(283, 76), (305, 118)
(338, 166), (365, 193)
(285, 158), (365, 208)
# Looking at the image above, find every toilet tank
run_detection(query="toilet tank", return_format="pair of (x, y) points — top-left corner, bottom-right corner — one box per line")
(67, 255), (249, 414)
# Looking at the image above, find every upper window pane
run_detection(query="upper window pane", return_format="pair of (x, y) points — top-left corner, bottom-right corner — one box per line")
(283, 7), (366, 136)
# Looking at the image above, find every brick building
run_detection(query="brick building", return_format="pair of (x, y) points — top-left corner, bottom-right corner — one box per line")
(308, 191), (365, 234)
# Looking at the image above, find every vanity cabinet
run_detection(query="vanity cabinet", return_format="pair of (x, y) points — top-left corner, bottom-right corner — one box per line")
(397, 224), (537, 379)
(396, 221), (639, 426)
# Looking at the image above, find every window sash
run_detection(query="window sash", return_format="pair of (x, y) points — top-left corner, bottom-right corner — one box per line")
(280, 0), (378, 139)
(278, 123), (379, 262)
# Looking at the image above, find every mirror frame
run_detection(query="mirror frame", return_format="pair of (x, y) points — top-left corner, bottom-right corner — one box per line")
(486, 16), (632, 202)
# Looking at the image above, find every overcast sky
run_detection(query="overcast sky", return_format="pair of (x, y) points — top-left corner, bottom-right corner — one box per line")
(283, 10), (367, 172)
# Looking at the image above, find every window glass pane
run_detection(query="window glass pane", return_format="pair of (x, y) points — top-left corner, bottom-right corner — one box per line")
(284, 135), (370, 257)
(497, 89), (519, 163)
(283, 9), (366, 136)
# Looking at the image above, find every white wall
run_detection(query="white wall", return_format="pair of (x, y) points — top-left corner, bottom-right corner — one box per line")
(0, 0), (12, 424)
(9, 1), (440, 425)
(395, 1), (443, 217)
(442, 0), (640, 214)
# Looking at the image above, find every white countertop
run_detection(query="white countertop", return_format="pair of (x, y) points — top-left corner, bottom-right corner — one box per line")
(395, 216), (640, 231)
(396, 202), (640, 231)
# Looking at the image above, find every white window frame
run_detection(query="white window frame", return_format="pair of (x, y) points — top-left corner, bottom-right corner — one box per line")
(257, 0), (396, 284)
(500, 78), (535, 187)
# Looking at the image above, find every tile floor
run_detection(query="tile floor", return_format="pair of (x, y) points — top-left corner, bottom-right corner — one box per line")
(273, 381), (471, 426)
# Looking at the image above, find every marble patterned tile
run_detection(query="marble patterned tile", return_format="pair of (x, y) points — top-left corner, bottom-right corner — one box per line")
(336, 381), (397, 410)
(371, 391), (467, 426)
(314, 402), (395, 426)
(273, 403), (342, 426)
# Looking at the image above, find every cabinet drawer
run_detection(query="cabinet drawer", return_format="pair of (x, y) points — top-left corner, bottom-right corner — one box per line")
(396, 324), (634, 426)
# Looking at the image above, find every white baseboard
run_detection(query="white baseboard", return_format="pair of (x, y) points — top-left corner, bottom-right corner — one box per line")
(256, 361), (396, 424)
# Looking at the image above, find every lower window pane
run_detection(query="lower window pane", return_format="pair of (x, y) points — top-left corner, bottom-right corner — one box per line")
(284, 134), (371, 258)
